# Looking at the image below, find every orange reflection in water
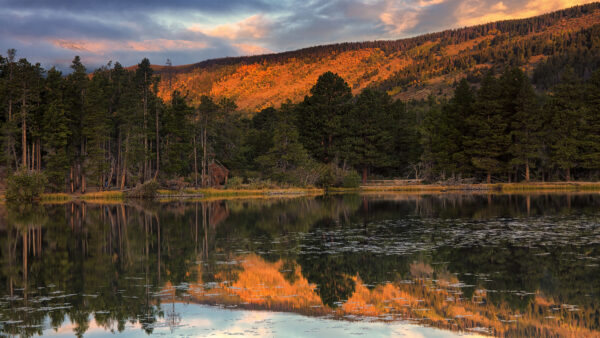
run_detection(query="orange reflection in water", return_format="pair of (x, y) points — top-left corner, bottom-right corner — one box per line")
(166, 255), (599, 337)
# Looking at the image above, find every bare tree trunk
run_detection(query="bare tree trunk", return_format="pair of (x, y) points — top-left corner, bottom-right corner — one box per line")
(117, 135), (121, 188)
(566, 167), (571, 182)
(525, 161), (530, 182)
(37, 139), (41, 172)
(202, 127), (207, 188)
(30, 142), (33, 171)
(194, 135), (198, 188)
(70, 166), (74, 193)
(143, 72), (148, 181)
(21, 98), (27, 170)
(487, 171), (491, 184)
(154, 101), (160, 180)
(80, 139), (86, 193)
(121, 134), (129, 190)
(362, 166), (368, 184)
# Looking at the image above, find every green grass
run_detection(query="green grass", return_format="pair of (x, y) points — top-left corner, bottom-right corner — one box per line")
(158, 188), (324, 197)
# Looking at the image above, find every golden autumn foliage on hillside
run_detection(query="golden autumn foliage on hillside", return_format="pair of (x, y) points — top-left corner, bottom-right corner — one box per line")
(151, 6), (600, 112)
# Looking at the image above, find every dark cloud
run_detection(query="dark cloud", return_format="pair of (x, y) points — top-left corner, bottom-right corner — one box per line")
(0, 11), (135, 40)
(0, 0), (273, 13)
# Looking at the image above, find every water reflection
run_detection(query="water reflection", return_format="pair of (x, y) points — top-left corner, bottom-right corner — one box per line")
(0, 194), (599, 337)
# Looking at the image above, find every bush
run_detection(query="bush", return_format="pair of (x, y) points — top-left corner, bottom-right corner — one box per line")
(342, 170), (361, 188)
(247, 178), (281, 189)
(6, 170), (47, 202)
(226, 176), (244, 189)
(126, 180), (159, 199)
(317, 164), (336, 188)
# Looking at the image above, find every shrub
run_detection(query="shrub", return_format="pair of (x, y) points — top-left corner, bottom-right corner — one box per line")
(342, 170), (361, 188)
(226, 176), (244, 189)
(247, 178), (280, 189)
(317, 164), (336, 188)
(6, 170), (47, 202)
(126, 180), (159, 199)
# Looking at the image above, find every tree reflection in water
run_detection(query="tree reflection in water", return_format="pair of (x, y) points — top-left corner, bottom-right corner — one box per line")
(0, 193), (599, 337)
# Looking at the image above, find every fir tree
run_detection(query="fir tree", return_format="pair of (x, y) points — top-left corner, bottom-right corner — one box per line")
(503, 68), (542, 181)
(444, 79), (475, 178)
(65, 56), (88, 192)
(257, 103), (309, 182)
(41, 68), (70, 191)
(581, 70), (600, 174)
(466, 72), (509, 183)
(296, 72), (352, 163)
(547, 69), (584, 181)
(346, 88), (397, 182)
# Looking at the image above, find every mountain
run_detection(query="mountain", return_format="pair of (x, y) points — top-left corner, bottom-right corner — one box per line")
(152, 3), (600, 111)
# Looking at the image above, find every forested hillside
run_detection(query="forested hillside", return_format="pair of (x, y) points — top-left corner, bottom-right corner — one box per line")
(2, 3), (600, 196)
(154, 3), (600, 111)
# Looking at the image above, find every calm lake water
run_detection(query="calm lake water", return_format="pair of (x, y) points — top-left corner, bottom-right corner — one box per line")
(1, 193), (599, 337)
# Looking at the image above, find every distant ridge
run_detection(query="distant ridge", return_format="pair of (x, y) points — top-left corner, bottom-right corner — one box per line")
(150, 2), (600, 111)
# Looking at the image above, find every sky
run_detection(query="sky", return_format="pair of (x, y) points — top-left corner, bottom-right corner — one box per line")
(0, 0), (595, 71)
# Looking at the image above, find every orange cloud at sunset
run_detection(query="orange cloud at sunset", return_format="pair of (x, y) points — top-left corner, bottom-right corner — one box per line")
(456, 0), (597, 27)
(188, 14), (270, 40)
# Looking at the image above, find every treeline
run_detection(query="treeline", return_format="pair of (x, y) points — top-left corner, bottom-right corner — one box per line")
(2, 48), (600, 193)
(422, 67), (600, 182)
(0, 51), (411, 192)
(0, 52), (241, 192)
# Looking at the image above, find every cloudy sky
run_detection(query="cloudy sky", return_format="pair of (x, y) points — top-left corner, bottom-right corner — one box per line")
(0, 0), (594, 70)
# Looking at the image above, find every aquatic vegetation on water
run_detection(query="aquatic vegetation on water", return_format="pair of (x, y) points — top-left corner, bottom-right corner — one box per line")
(0, 194), (599, 337)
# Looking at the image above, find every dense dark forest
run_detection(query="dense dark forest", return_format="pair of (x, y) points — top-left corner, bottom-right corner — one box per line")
(1, 47), (600, 193)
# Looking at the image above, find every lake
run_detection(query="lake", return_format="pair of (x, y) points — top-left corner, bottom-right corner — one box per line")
(1, 193), (599, 337)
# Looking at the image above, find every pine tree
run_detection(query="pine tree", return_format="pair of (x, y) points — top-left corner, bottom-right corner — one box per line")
(135, 58), (153, 181)
(581, 70), (600, 174)
(296, 72), (352, 163)
(345, 88), (397, 182)
(466, 72), (509, 183)
(65, 56), (88, 192)
(419, 97), (447, 179)
(197, 95), (219, 187)
(41, 68), (70, 191)
(162, 91), (192, 177)
(15, 58), (43, 172)
(444, 79), (475, 177)
(547, 69), (584, 181)
(503, 68), (542, 181)
(0, 49), (20, 172)
(257, 103), (309, 182)
(84, 67), (112, 188)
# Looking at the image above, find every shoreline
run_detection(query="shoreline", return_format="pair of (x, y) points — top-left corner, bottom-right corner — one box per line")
(2, 182), (597, 203)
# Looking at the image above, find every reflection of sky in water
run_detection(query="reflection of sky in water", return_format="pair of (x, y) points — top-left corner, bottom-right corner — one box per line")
(43, 304), (482, 337)
(3, 195), (600, 337)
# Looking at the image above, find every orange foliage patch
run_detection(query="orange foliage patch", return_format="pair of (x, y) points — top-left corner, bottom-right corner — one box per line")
(154, 10), (600, 113)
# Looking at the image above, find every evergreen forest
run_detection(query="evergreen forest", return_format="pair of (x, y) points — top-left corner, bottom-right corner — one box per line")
(2, 48), (600, 193)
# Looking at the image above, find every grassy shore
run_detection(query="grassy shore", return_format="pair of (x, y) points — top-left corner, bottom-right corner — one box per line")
(3, 182), (600, 203)
(157, 187), (324, 198)
(361, 182), (600, 193)
(41, 191), (125, 201)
